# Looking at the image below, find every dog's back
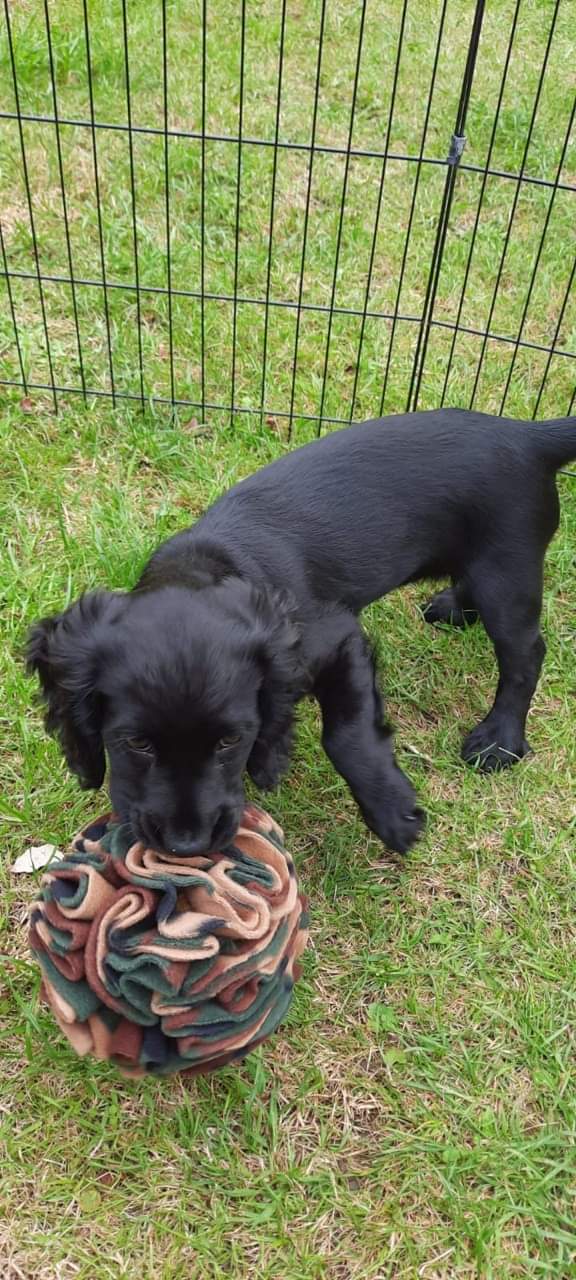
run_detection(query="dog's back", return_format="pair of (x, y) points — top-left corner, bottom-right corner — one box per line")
(27, 407), (576, 855)
(195, 409), (576, 610)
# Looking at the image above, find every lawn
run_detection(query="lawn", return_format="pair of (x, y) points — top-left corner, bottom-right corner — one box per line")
(1, 0), (576, 1277)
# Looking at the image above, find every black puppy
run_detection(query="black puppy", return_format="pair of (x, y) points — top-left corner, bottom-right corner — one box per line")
(27, 409), (576, 855)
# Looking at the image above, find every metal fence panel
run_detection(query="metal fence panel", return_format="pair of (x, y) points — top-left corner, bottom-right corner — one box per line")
(1, 0), (574, 433)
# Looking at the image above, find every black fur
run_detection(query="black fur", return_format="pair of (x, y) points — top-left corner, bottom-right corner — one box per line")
(26, 409), (576, 854)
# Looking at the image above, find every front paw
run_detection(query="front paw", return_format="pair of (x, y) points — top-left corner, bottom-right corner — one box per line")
(423, 587), (478, 629)
(379, 804), (426, 854)
(462, 722), (530, 772)
(364, 777), (426, 854)
(247, 743), (289, 791)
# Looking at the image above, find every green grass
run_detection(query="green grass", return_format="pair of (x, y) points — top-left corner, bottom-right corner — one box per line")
(1, 1), (576, 1277)
(1, 411), (576, 1280)
(0, 0), (574, 420)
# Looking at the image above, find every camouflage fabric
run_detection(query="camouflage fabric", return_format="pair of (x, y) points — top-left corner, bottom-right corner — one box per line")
(29, 804), (309, 1077)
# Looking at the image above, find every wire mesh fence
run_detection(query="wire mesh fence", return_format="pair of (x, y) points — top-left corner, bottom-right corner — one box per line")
(0, 0), (574, 437)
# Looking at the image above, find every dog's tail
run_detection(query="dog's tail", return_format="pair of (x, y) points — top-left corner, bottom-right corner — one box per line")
(529, 416), (576, 470)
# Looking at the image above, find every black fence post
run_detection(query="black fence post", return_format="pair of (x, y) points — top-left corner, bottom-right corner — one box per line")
(82, 0), (116, 406)
(0, 0), (574, 425)
(4, 0), (58, 410)
(468, 0), (563, 413)
(406, 0), (486, 414)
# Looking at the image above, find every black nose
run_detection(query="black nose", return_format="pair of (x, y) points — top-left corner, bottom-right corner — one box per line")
(168, 834), (209, 857)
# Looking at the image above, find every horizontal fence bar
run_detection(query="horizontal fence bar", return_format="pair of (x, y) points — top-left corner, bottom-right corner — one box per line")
(0, 265), (419, 321)
(2, 266), (575, 360)
(1, 109), (575, 193)
(0, 377), (354, 424)
(3, 378), (575, 474)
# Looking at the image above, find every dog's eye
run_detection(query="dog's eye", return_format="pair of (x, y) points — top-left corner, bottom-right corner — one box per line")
(216, 734), (241, 752)
(126, 737), (154, 756)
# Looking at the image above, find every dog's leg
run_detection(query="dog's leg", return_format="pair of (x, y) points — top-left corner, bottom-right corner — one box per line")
(314, 624), (424, 853)
(423, 581), (479, 629)
(248, 719), (294, 791)
(461, 560), (545, 771)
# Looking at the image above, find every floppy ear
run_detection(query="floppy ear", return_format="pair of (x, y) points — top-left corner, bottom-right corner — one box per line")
(247, 586), (306, 790)
(25, 591), (117, 790)
(254, 585), (303, 688)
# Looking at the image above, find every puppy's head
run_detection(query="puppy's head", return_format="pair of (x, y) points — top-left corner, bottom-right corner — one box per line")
(26, 579), (301, 853)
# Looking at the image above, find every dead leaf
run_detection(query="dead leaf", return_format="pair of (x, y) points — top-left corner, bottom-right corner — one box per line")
(20, 397), (34, 412)
(12, 844), (64, 874)
(76, 1187), (101, 1213)
(181, 418), (212, 438)
(405, 743), (434, 766)
(266, 415), (287, 434)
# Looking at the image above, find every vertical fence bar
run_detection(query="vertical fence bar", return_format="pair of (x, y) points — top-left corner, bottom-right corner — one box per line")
(0, 219), (27, 389)
(230, 0), (246, 426)
(45, 0), (86, 402)
(469, 0), (561, 409)
(533, 254), (576, 419)
(379, 0), (450, 415)
(499, 95), (576, 416)
(161, 0), (176, 408)
(82, 0), (116, 403)
(407, 0), (486, 412)
(121, 0), (145, 408)
(1, 0), (573, 427)
(348, 0), (408, 423)
(440, 0), (521, 408)
(317, 0), (367, 432)
(4, 0), (57, 410)
(260, 0), (287, 422)
(287, 0), (328, 439)
(200, 0), (207, 421)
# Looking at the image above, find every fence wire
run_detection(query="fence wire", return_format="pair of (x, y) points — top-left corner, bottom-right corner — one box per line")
(0, 0), (574, 433)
